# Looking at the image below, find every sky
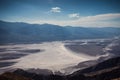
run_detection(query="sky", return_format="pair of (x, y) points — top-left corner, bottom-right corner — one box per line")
(0, 0), (120, 27)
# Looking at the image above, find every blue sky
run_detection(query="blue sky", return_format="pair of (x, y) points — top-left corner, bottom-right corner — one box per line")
(0, 0), (120, 27)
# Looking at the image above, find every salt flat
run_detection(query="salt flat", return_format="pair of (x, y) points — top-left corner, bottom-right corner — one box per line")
(0, 39), (112, 73)
(11, 41), (104, 71)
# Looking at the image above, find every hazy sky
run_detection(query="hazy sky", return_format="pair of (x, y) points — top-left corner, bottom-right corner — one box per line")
(0, 0), (120, 27)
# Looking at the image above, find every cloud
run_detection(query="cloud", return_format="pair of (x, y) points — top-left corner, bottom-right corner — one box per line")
(68, 13), (80, 18)
(72, 13), (120, 27)
(50, 7), (61, 13)
(77, 13), (120, 22)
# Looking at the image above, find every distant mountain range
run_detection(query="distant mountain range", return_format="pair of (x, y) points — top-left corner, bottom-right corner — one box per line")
(0, 20), (120, 44)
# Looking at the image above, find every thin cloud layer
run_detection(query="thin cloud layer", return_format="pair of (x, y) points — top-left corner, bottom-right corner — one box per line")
(78, 13), (120, 22)
(27, 13), (120, 27)
(4, 13), (120, 27)
(50, 7), (61, 13)
(68, 13), (80, 19)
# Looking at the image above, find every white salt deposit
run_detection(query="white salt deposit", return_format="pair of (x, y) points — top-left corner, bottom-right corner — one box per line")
(10, 41), (102, 71)
(0, 41), (109, 71)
